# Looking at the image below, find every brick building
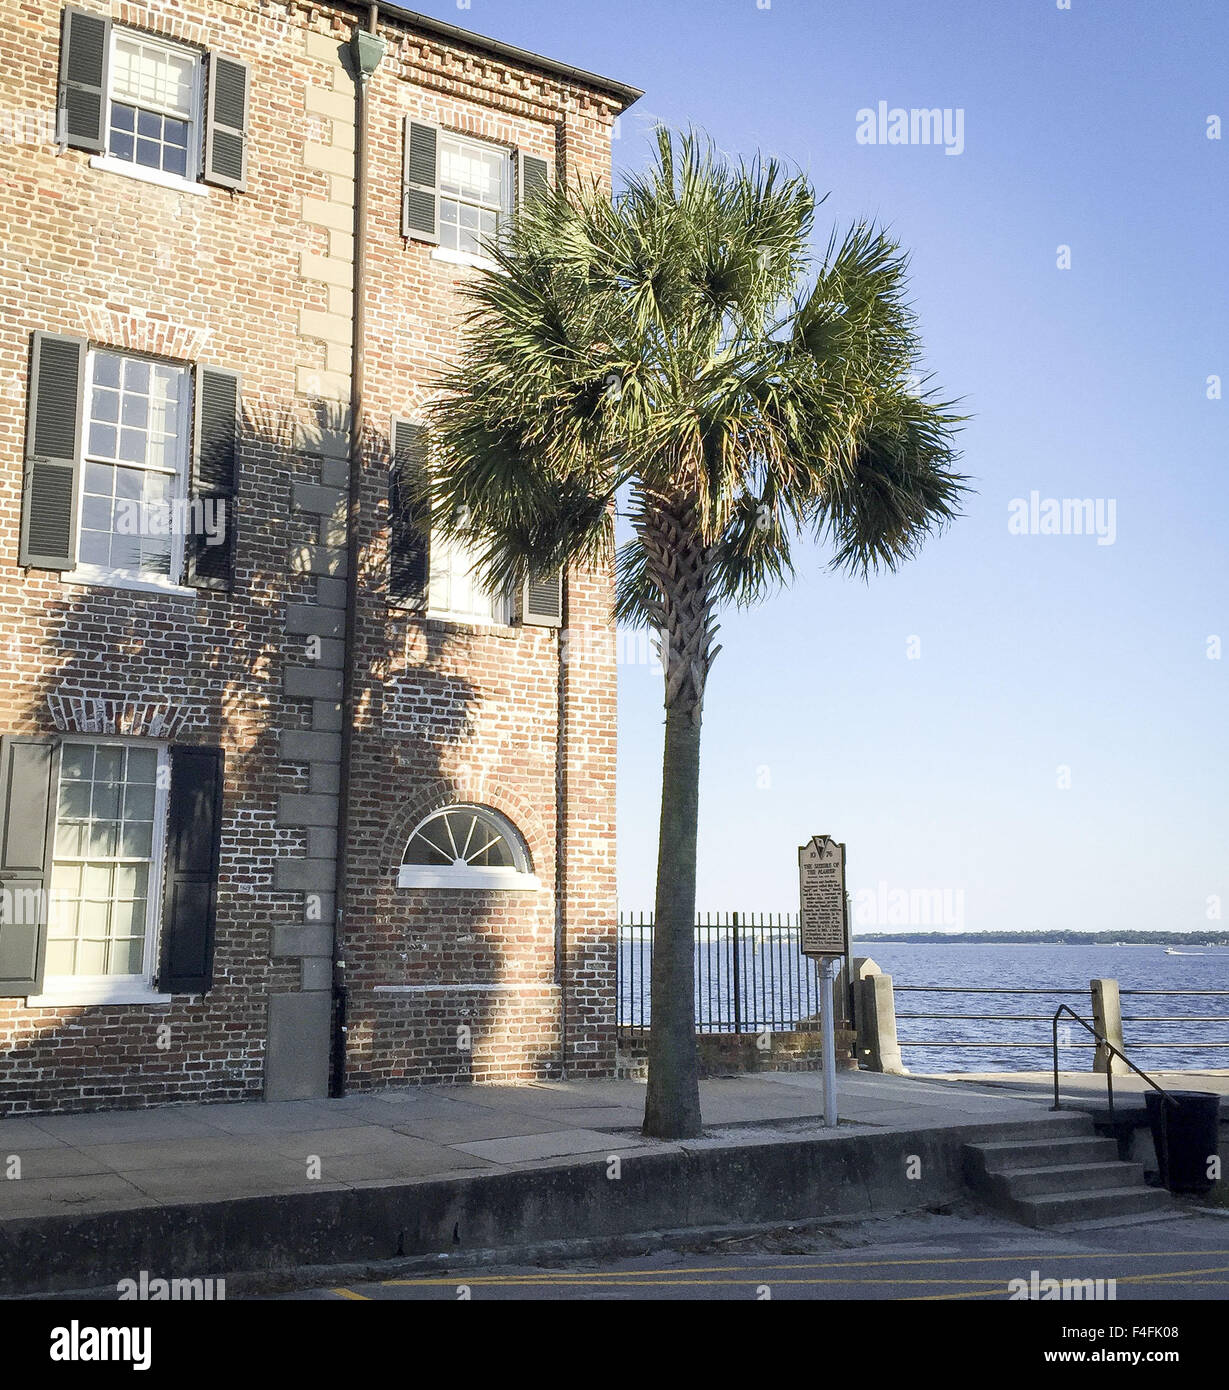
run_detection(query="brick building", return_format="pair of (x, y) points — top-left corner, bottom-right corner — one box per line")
(0, 1), (637, 1113)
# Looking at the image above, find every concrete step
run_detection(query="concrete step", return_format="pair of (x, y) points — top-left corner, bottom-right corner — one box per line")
(980, 1160), (1147, 1199)
(967, 1112), (1097, 1143)
(1014, 1184), (1173, 1229)
(1047, 1207), (1188, 1235)
(963, 1121), (1173, 1229)
(967, 1134), (1118, 1174)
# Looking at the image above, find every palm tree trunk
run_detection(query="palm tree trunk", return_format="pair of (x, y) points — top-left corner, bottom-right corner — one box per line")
(643, 697), (703, 1138)
(641, 501), (718, 1140)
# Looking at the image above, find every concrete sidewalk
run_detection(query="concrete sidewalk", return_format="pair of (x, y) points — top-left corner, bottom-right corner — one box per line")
(1, 1069), (1065, 1219)
(933, 1070), (1229, 1109)
(0, 1070), (1137, 1295)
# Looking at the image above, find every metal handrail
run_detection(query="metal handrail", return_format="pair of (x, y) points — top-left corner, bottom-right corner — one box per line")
(1050, 1004), (1179, 1123)
(895, 986), (1088, 994)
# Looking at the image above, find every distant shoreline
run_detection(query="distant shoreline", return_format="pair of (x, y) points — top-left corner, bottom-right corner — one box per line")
(851, 933), (1229, 947)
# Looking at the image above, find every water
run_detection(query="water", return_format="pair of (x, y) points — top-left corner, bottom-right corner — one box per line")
(862, 942), (1229, 1074)
(619, 926), (823, 1033)
(616, 935), (1229, 1073)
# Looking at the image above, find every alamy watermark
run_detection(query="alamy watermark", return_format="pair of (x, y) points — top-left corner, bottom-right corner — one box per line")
(856, 102), (965, 156)
(851, 883), (965, 930)
(0, 108), (55, 146)
(1009, 1270), (1116, 1300)
(561, 625), (672, 673)
(117, 1270), (225, 1301)
(49, 1323), (152, 1371)
(1008, 491), (1117, 545)
(114, 497), (228, 546)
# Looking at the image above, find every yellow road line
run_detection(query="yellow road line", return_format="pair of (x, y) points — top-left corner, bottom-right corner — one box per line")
(383, 1250), (1229, 1286)
(332, 1287), (371, 1300)
(908, 1264), (1229, 1302)
(1114, 1264), (1229, 1285)
(379, 1272), (1228, 1289)
(907, 1287), (1008, 1301)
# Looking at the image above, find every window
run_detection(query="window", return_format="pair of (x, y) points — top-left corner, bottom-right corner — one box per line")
(105, 30), (201, 179)
(398, 805), (537, 889)
(429, 532), (511, 624)
(437, 132), (511, 258)
(72, 351), (192, 587)
(44, 741), (168, 997)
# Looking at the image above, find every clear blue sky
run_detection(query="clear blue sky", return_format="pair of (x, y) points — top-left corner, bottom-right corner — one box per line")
(414, 0), (1228, 933)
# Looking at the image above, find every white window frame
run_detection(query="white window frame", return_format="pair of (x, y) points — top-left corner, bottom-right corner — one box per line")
(92, 25), (205, 193)
(63, 348), (194, 596)
(27, 738), (173, 1007)
(432, 130), (513, 269)
(398, 804), (538, 891)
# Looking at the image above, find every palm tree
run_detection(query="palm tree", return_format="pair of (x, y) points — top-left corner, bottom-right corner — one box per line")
(426, 128), (967, 1140)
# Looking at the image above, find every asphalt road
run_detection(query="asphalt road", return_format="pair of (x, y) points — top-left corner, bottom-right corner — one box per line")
(275, 1208), (1229, 1302)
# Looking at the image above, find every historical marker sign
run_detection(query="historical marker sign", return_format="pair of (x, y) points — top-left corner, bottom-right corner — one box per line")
(798, 835), (846, 957)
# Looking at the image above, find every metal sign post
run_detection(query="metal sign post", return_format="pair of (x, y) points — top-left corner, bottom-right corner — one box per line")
(798, 835), (847, 1129)
(820, 955), (839, 1128)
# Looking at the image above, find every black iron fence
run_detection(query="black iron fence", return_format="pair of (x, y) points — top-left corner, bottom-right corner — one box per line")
(617, 911), (828, 1034)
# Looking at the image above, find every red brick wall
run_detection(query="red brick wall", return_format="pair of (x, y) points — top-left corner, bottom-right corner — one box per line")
(343, 13), (619, 1086)
(0, 0), (622, 1113)
(0, 0), (322, 1113)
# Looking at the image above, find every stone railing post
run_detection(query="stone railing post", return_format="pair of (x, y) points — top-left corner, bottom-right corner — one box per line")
(855, 960), (904, 1074)
(1090, 978), (1124, 1075)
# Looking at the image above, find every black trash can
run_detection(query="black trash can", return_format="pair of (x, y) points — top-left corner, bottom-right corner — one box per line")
(1145, 1090), (1221, 1195)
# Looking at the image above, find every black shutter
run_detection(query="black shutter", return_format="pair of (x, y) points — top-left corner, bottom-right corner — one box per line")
(521, 570), (564, 627)
(0, 737), (59, 997)
(518, 152), (551, 207)
(57, 7), (110, 153)
(20, 331), (85, 571)
(158, 746), (224, 995)
(402, 118), (439, 242)
(389, 416), (429, 609)
(187, 365), (239, 591)
(203, 54), (250, 190)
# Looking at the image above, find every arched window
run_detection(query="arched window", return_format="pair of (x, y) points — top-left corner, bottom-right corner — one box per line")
(397, 804), (538, 889)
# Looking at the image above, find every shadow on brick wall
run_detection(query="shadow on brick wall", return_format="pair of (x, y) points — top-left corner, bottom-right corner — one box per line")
(1, 401), (564, 1113)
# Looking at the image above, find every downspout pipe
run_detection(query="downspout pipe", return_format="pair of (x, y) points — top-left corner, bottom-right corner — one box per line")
(554, 584), (569, 1078)
(331, 9), (385, 1098)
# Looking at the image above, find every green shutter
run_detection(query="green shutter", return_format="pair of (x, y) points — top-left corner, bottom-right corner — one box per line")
(187, 365), (239, 591)
(57, 7), (110, 153)
(0, 737), (59, 997)
(522, 570), (563, 627)
(158, 746), (225, 995)
(203, 54), (250, 190)
(20, 331), (85, 571)
(402, 118), (439, 242)
(518, 152), (551, 208)
(389, 417), (429, 609)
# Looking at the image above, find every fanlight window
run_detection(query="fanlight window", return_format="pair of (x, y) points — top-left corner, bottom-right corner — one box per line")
(398, 805), (537, 889)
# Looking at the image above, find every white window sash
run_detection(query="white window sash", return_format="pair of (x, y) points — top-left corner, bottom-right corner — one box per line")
(105, 27), (203, 177)
(428, 531), (511, 624)
(35, 739), (171, 1002)
(72, 350), (192, 587)
(438, 134), (511, 214)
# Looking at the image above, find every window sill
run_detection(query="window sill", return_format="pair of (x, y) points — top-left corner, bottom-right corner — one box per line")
(26, 979), (176, 1008)
(89, 155), (209, 197)
(62, 569), (197, 599)
(397, 867), (540, 891)
(403, 612), (519, 639)
(430, 246), (506, 275)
